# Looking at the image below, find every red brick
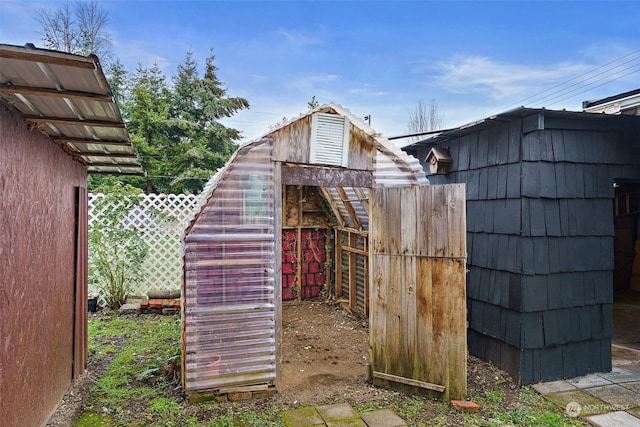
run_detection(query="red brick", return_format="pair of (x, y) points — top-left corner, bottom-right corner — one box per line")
(301, 230), (311, 239)
(282, 263), (293, 274)
(306, 274), (315, 286)
(451, 400), (479, 413)
(228, 392), (252, 401)
(140, 300), (149, 308)
(316, 273), (325, 284)
(309, 262), (320, 273)
(288, 275), (296, 286)
(282, 241), (290, 251)
(285, 253), (296, 263)
(282, 287), (296, 300)
(252, 387), (277, 399)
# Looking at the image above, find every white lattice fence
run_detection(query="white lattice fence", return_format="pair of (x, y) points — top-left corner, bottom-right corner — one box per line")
(89, 193), (201, 305)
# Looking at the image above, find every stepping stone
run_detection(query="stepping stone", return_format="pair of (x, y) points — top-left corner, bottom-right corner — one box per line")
(533, 380), (576, 394)
(360, 409), (407, 427)
(316, 403), (360, 423)
(598, 368), (639, 384)
(545, 390), (610, 416)
(325, 420), (367, 427)
(587, 411), (640, 427)
(281, 407), (325, 427)
(568, 375), (612, 389)
(585, 384), (640, 409)
(118, 303), (140, 315)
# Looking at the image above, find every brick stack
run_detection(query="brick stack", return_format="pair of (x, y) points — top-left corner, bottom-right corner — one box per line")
(282, 229), (327, 301)
(300, 229), (326, 299)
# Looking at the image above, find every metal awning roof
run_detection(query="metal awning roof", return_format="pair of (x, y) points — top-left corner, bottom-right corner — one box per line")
(0, 43), (144, 175)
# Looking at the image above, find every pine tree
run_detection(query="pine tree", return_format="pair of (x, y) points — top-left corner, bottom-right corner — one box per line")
(167, 50), (249, 193)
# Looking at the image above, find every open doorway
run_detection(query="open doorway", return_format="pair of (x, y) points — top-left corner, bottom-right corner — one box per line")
(279, 184), (371, 399)
(612, 179), (640, 366)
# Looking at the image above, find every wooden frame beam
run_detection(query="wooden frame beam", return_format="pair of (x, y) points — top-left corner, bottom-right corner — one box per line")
(0, 84), (112, 102)
(282, 164), (372, 187)
(0, 46), (96, 69)
(336, 187), (362, 230)
(79, 151), (137, 158)
(25, 116), (126, 128)
(57, 137), (131, 147)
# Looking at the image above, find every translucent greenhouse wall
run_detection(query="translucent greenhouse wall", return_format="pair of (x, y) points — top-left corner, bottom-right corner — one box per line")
(183, 140), (276, 393)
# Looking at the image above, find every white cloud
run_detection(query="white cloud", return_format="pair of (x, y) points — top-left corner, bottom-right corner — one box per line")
(274, 28), (323, 49)
(428, 55), (591, 101)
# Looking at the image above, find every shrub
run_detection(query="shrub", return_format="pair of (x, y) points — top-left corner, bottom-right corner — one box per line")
(89, 183), (148, 309)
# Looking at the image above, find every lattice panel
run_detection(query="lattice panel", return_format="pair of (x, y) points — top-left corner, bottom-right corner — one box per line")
(88, 193), (200, 305)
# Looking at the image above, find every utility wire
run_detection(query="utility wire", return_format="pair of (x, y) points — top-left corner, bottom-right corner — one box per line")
(491, 49), (640, 115)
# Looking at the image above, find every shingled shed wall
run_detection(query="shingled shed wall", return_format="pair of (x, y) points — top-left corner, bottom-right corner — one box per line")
(405, 110), (640, 384)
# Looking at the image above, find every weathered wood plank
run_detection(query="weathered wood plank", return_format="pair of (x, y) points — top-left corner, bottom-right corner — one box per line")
(272, 115), (311, 163)
(447, 259), (467, 400)
(373, 371), (445, 393)
(335, 229), (343, 297)
(401, 187), (417, 255)
(431, 186), (448, 257)
(386, 188), (402, 254)
(370, 254), (389, 374)
(415, 256), (434, 381)
(320, 187), (345, 227)
(370, 188), (386, 254)
(281, 163), (373, 187)
(430, 258), (450, 400)
(402, 256), (417, 379)
(337, 187), (362, 230)
(386, 255), (402, 374)
(446, 184), (467, 259)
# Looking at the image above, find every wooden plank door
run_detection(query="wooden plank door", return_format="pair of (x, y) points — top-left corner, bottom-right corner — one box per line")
(369, 184), (466, 400)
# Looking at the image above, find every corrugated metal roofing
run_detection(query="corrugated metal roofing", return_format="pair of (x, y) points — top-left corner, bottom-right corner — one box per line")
(0, 43), (143, 175)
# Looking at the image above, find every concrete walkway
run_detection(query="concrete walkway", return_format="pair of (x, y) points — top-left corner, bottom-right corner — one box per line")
(281, 403), (407, 427)
(533, 365), (640, 426)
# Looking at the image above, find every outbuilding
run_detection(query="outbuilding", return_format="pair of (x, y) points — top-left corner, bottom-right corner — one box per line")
(403, 107), (640, 385)
(0, 43), (142, 426)
(183, 104), (468, 401)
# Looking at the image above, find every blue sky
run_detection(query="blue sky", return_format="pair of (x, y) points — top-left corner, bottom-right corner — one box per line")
(1, 1), (639, 144)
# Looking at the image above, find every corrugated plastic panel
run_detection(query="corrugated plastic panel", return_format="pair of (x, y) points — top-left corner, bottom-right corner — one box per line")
(344, 187), (369, 230)
(183, 140), (276, 392)
(373, 145), (428, 187)
(328, 187), (355, 228)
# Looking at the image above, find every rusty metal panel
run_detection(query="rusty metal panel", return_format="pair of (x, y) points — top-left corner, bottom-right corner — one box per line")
(0, 44), (143, 175)
(0, 103), (88, 427)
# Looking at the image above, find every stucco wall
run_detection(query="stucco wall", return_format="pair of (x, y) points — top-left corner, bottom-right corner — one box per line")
(0, 102), (87, 426)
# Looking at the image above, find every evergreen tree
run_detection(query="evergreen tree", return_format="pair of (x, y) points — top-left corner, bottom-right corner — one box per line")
(167, 50), (249, 193)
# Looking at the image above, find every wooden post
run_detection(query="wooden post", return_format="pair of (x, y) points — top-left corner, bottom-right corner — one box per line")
(335, 229), (342, 297)
(273, 161), (283, 392)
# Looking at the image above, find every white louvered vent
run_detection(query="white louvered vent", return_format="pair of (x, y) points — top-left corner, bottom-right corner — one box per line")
(309, 112), (349, 167)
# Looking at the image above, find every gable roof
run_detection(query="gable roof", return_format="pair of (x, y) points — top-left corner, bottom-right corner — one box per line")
(0, 43), (143, 175)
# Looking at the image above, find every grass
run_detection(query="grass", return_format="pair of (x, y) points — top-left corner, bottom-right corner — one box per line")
(76, 314), (590, 427)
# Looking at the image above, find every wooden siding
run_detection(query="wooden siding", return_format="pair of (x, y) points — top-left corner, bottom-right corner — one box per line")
(419, 116), (640, 384)
(271, 111), (375, 171)
(0, 102), (88, 427)
(370, 185), (467, 400)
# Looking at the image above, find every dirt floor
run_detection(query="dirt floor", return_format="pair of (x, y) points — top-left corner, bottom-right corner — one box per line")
(49, 301), (528, 426)
(279, 301), (371, 402)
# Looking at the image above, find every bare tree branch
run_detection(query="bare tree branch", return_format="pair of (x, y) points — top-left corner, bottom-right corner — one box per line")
(407, 98), (444, 142)
(35, 1), (113, 62)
